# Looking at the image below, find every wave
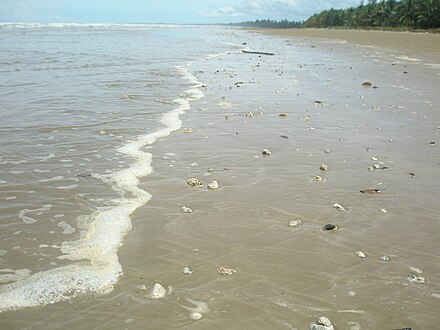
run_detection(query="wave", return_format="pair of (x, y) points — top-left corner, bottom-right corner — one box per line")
(0, 65), (204, 312)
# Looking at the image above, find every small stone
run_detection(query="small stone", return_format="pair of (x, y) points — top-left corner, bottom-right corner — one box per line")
(380, 208), (388, 213)
(360, 189), (381, 194)
(309, 316), (334, 330)
(315, 175), (325, 182)
(407, 274), (426, 284)
(190, 312), (203, 320)
(217, 266), (237, 276)
(136, 284), (148, 291)
(429, 141), (435, 146)
(262, 149), (272, 156)
(288, 220), (302, 227)
(278, 113), (288, 117)
(319, 164), (328, 171)
(207, 180), (219, 190)
(324, 149), (331, 154)
(333, 203), (345, 211)
(207, 168), (215, 173)
(380, 255), (390, 261)
(183, 266), (193, 275)
(187, 178), (203, 187)
(389, 138), (393, 142)
(373, 164), (381, 169)
(322, 224), (337, 231)
(181, 206), (193, 213)
(362, 81), (372, 87)
(355, 251), (366, 258)
(245, 111), (253, 117)
(148, 283), (167, 299)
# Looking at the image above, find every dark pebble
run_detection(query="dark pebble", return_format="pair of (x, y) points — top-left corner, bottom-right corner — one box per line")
(322, 224), (336, 231)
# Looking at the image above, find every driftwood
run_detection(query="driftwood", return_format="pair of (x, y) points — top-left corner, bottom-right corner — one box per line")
(242, 50), (274, 56)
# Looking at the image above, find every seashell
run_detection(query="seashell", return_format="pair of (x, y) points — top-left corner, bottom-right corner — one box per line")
(148, 283), (167, 299)
(362, 81), (372, 87)
(217, 266), (237, 276)
(207, 180), (219, 190)
(288, 220), (302, 227)
(278, 113), (288, 117)
(429, 141), (435, 146)
(190, 312), (203, 320)
(315, 175), (326, 182)
(407, 274), (426, 284)
(324, 149), (331, 154)
(322, 224), (337, 231)
(280, 135), (289, 139)
(309, 316), (334, 330)
(333, 203), (345, 211)
(245, 111), (253, 117)
(380, 208), (388, 213)
(207, 168), (215, 173)
(181, 206), (193, 213)
(355, 251), (366, 258)
(319, 164), (328, 171)
(187, 178), (203, 187)
(183, 266), (193, 275)
(380, 255), (390, 261)
(262, 149), (272, 156)
(410, 267), (423, 274)
(373, 164), (381, 169)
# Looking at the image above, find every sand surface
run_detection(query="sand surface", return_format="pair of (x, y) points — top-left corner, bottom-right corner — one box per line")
(258, 28), (440, 55)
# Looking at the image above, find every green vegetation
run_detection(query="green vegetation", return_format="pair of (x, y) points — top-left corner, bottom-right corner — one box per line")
(236, 0), (440, 30)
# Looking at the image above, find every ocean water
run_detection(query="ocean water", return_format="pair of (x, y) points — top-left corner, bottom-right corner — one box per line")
(0, 23), (239, 311)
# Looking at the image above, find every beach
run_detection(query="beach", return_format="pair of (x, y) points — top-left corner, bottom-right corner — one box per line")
(0, 25), (439, 329)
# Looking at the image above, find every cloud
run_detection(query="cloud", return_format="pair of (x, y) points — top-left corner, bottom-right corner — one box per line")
(199, 6), (244, 17)
(201, 0), (360, 21)
(0, 2), (69, 22)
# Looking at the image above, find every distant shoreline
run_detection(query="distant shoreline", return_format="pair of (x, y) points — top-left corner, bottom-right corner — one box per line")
(249, 28), (440, 55)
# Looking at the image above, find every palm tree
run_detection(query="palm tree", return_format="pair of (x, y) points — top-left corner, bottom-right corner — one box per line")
(398, 0), (418, 30)
(417, 0), (440, 29)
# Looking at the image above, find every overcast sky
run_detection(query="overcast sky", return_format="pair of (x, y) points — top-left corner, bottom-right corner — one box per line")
(0, 0), (362, 24)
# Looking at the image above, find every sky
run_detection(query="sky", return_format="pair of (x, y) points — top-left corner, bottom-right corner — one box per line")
(0, 0), (363, 24)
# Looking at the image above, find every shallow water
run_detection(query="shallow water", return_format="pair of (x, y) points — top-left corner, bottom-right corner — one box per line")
(0, 24), (439, 329)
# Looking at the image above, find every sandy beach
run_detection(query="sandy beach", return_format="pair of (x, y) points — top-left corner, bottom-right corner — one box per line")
(257, 28), (440, 55)
(1, 26), (439, 329)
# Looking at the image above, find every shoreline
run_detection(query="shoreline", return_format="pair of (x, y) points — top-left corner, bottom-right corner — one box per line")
(252, 28), (440, 55)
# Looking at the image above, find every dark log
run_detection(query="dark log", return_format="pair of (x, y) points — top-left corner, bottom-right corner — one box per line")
(242, 50), (274, 56)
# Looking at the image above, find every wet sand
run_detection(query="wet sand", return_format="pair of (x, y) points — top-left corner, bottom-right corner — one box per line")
(1, 28), (440, 329)
(257, 28), (440, 55)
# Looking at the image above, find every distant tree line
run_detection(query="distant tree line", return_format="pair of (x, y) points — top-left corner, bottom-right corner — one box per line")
(235, 0), (440, 30)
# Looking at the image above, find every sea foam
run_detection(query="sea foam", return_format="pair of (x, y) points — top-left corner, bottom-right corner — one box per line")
(0, 67), (204, 312)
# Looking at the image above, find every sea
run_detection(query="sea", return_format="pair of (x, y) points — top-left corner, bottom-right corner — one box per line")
(0, 23), (241, 311)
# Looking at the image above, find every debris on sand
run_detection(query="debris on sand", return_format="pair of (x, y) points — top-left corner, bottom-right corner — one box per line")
(187, 178), (203, 187)
(262, 149), (272, 156)
(333, 203), (345, 211)
(360, 189), (381, 194)
(147, 283), (168, 299)
(288, 219), (302, 228)
(309, 316), (334, 330)
(322, 224), (337, 231)
(217, 266), (237, 276)
(181, 206), (193, 213)
(207, 180), (219, 190)
(407, 274), (426, 284)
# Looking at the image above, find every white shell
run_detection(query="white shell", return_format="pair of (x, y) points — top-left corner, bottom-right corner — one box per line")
(181, 206), (193, 213)
(148, 283), (167, 299)
(262, 149), (272, 156)
(217, 266), (237, 276)
(187, 178), (203, 187)
(190, 312), (203, 320)
(207, 180), (219, 190)
(309, 316), (334, 330)
(380, 255), (390, 261)
(183, 266), (193, 275)
(355, 251), (366, 258)
(320, 164), (328, 171)
(333, 203), (345, 211)
(288, 220), (302, 227)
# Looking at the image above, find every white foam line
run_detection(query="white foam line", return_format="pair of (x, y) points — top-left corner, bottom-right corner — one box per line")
(0, 67), (204, 312)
